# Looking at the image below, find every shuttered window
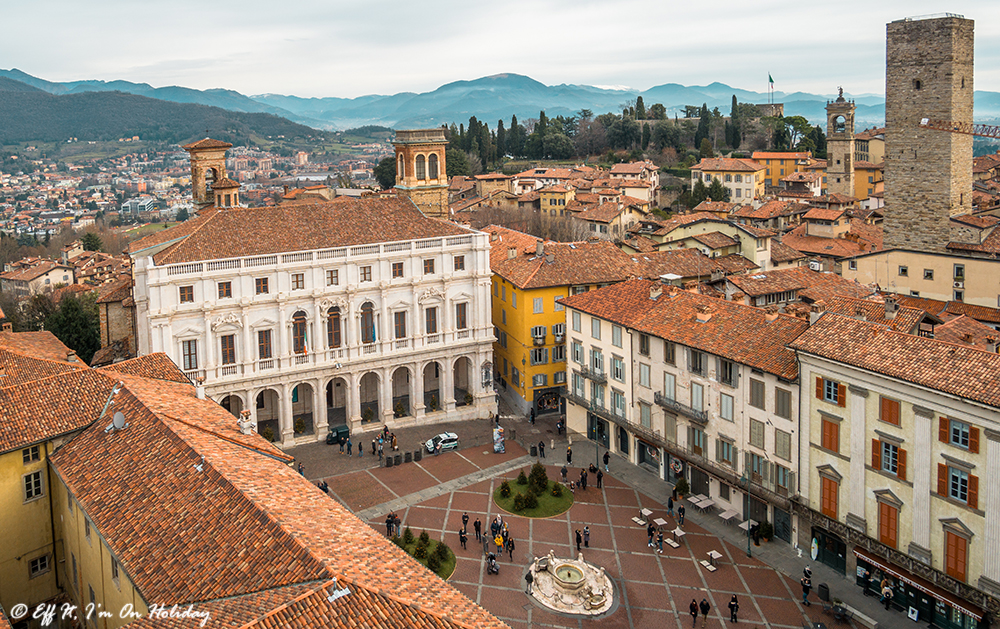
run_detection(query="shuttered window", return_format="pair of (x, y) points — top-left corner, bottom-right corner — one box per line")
(879, 397), (900, 425)
(945, 531), (968, 582)
(821, 418), (839, 453)
(815, 376), (846, 407)
(821, 476), (838, 519)
(878, 502), (898, 549)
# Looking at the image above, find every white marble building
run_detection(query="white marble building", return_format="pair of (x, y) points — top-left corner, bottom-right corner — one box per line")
(129, 197), (495, 446)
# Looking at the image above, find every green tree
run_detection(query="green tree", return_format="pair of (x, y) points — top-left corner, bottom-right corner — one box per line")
(373, 156), (396, 189)
(648, 103), (667, 120)
(81, 231), (103, 252)
(176, 207), (189, 222)
(445, 149), (471, 177)
(45, 294), (100, 364)
(543, 133), (574, 159)
(641, 124), (651, 150)
(694, 104), (710, 149)
(707, 178), (730, 201)
(635, 96), (646, 120)
(699, 138), (714, 158)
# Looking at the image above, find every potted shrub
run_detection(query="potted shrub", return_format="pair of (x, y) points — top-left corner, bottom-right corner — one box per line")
(674, 477), (690, 499)
(429, 395), (439, 411)
(293, 417), (306, 435)
(260, 426), (275, 442)
(362, 407), (374, 423)
(464, 392), (474, 406)
(760, 520), (774, 541)
(394, 402), (406, 418)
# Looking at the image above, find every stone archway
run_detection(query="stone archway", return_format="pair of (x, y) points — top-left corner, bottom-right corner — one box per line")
(292, 382), (314, 436)
(220, 394), (243, 417)
(326, 377), (348, 429)
(423, 361), (441, 412)
(359, 372), (380, 424)
(453, 357), (472, 407)
(255, 389), (280, 442)
(391, 367), (411, 418)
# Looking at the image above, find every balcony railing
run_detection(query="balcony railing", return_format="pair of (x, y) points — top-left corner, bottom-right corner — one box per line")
(457, 329), (471, 340)
(654, 392), (708, 424)
(581, 366), (607, 384)
(219, 364), (242, 377)
(257, 359), (276, 371)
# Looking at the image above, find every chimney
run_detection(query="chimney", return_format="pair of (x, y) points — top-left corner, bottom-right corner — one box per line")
(546, 253), (554, 264)
(66, 350), (77, 363)
(962, 333), (974, 344)
(650, 285), (662, 301)
(238, 409), (254, 435)
(765, 312), (779, 322)
(987, 336), (999, 353)
(283, 185), (289, 195)
(884, 295), (899, 319)
(854, 307), (867, 321)
(809, 300), (827, 325)
(196, 376), (206, 400)
(536, 241), (544, 257)
(508, 247), (517, 259)
(695, 304), (713, 323)
(490, 231), (499, 242)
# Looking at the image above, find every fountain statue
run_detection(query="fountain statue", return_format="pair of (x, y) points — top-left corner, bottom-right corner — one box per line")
(525, 550), (615, 616)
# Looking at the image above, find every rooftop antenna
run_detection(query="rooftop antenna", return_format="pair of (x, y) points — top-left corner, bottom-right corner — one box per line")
(101, 382), (126, 433)
(194, 456), (205, 473)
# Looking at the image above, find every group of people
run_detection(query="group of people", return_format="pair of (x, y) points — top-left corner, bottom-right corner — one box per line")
(461, 513), (515, 567)
(384, 511), (401, 537)
(860, 567), (895, 610)
(689, 596), (740, 625)
(574, 526), (590, 551)
(558, 464), (604, 491)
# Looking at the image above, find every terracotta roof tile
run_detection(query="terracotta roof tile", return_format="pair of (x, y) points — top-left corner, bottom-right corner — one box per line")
(98, 352), (190, 383)
(182, 138), (233, 150)
(624, 249), (724, 279)
(727, 267), (871, 302)
(691, 158), (765, 173)
(824, 295), (929, 332)
(934, 315), (998, 349)
(690, 231), (737, 249)
(770, 241), (807, 264)
(733, 200), (810, 220)
(791, 313), (1000, 409)
(561, 279), (808, 379)
(715, 254), (759, 274)
(0, 330), (81, 364)
(804, 208), (847, 221)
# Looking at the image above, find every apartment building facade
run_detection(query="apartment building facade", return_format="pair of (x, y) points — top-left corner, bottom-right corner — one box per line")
(561, 280), (808, 540)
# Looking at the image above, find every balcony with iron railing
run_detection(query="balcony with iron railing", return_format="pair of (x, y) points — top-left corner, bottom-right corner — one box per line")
(580, 366), (607, 384)
(653, 392), (708, 424)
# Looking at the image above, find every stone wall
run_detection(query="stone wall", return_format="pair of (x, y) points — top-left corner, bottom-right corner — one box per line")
(884, 16), (975, 252)
(826, 100), (856, 198)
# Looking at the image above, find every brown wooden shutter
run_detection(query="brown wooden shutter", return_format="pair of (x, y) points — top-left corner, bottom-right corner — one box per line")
(897, 448), (907, 481)
(968, 474), (978, 510)
(871, 439), (881, 469)
(837, 383), (846, 407)
(969, 427), (980, 454)
(937, 463), (948, 495)
(816, 376), (823, 399)
(939, 417), (950, 443)
(893, 401), (901, 425)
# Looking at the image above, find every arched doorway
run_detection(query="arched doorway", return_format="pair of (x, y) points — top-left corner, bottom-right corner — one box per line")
(391, 367), (411, 417)
(453, 357), (472, 406)
(359, 372), (380, 424)
(326, 377), (348, 428)
(423, 362), (441, 412)
(292, 382), (314, 436)
(256, 389), (280, 442)
(220, 394), (243, 417)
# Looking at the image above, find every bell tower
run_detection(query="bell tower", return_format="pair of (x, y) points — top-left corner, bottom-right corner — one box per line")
(182, 138), (233, 209)
(825, 89), (856, 198)
(392, 129), (449, 219)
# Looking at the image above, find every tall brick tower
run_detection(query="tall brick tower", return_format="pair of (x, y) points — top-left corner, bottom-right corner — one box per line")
(883, 15), (974, 252)
(182, 138), (233, 209)
(826, 90), (856, 198)
(393, 129), (449, 219)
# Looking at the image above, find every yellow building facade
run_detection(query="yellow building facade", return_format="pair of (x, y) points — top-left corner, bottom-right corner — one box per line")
(690, 158), (766, 201)
(751, 152), (813, 189)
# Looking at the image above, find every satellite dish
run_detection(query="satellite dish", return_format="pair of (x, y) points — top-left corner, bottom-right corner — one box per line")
(112, 411), (126, 430)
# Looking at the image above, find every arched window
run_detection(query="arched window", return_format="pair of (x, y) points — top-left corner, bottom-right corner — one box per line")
(327, 307), (342, 348)
(360, 302), (376, 344)
(415, 155), (426, 180)
(834, 116), (846, 134)
(428, 153), (439, 179)
(397, 155), (405, 179)
(292, 311), (308, 354)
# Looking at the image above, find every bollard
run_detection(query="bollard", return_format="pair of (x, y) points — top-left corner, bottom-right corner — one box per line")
(530, 445), (538, 457)
(414, 449), (422, 462)
(404, 451), (412, 463)
(394, 454), (401, 465)
(385, 456), (393, 468)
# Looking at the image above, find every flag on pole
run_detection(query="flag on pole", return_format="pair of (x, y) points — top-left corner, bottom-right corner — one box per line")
(768, 73), (774, 86)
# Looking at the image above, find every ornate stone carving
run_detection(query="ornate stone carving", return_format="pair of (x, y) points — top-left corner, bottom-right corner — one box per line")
(319, 297), (348, 311)
(418, 287), (444, 303)
(211, 312), (243, 330)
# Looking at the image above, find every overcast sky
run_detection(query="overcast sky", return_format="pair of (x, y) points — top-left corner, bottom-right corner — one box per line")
(5, 0), (1000, 99)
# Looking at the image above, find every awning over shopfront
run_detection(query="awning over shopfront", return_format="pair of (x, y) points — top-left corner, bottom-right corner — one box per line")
(853, 547), (984, 621)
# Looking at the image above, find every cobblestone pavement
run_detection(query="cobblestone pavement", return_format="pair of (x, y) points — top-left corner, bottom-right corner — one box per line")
(287, 405), (902, 628)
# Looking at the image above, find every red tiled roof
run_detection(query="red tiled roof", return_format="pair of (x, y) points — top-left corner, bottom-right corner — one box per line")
(624, 249), (725, 279)
(0, 330), (81, 364)
(781, 171), (822, 183)
(824, 295), (929, 332)
(804, 208), (846, 221)
(182, 138), (233, 150)
(691, 158), (765, 173)
(770, 241), (807, 264)
(561, 279), (808, 378)
(577, 202), (622, 223)
(96, 275), (132, 304)
(609, 161), (657, 174)
(728, 266), (871, 302)
(690, 231), (737, 249)
(132, 198), (469, 265)
(98, 353), (190, 383)
(692, 201), (739, 215)
(791, 313), (1000, 409)
(934, 315), (998, 349)
(751, 152), (811, 160)
(715, 254), (759, 274)
(733, 200), (810, 220)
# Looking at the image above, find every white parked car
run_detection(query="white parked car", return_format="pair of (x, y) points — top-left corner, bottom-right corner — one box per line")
(425, 432), (459, 453)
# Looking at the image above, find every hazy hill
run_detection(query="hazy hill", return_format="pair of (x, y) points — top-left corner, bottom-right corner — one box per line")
(0, 82), (324, 145)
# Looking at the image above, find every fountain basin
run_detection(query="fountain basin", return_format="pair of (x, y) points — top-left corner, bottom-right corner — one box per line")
(553, 564), (585, 591)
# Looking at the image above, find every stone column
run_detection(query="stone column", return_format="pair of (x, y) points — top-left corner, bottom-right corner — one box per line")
(203, 313), (215, 372)
(444, 356), (457, 411)
(911, 406), (933, 554)
(277, 306), (288, 368)
(414, 362), (426, 418)
(847, 385), (868, 532)
(241, 308), (252, 370)
(980, 429), (1000, 588)
(313, 377), (326, 440)
(380, 367), (393, 425)
(247, 388), (258, 431)
(280, 382), (295, 446)
(348, 371), (361, 427)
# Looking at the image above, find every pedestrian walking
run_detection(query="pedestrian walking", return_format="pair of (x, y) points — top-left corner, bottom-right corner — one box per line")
(501, 524), (509, 545)
(699, 598), (710, 628)
(647, 522), (656, 547)
(678, 504), (686, 526)
(656, 529), (664, 553)
(385, 514), (393, 537)
(580, 469), (587, 490)
(596, 469), (603, 488)
(482, 535), (489, 556)
(297, 462), (304, 476)
(800, 576), (812, 606)
(603, 450), (610, 471)
(378, 442), (384, 461)
(538, 441), (545, 458)
(490, 518), (499, 538)
(566, 446), (572, 464)
(750, 523), (760, 546)
(881, 584), (893, 610)
(667, 496), (674, 517)
(339, 436), (345, 453)
(459, 528), (467, 550)
(462, 512), (469, 531)
(525, 571), (534, 594)
(530, 407), (535, 424)
(474, 517), (482, 541)
(371, 439), (376, 455)
(391, 433), (398, 451)
(861, 568), (872, 597)
(728, 595), (739, 623)
(689, 599), (699, 628)
(346, 438), (352, 456)
(575, 529), (582, 552)
(561, 465), (568, 483)
(583, 526), (590, 548)
(495, 534), (504, 555)
(507, 537), (515, 560)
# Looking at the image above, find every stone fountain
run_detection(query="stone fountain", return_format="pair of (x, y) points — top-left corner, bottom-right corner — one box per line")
(526, 550), (615, 616)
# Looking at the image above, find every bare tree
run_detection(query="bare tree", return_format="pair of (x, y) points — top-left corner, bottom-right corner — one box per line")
(471, 206), (591, 242)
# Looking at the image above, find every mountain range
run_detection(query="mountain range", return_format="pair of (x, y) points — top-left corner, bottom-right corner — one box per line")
(4, 68), (1000, 136)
